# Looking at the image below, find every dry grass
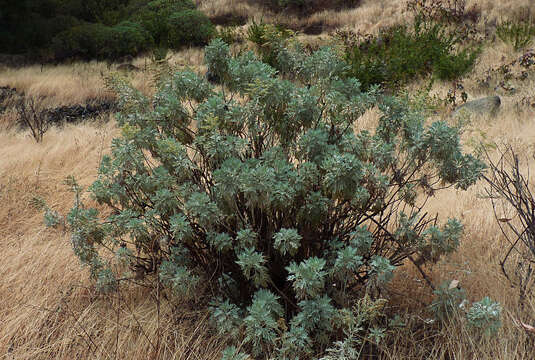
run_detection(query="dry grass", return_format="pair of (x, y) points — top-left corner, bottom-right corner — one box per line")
(0, 122), (226, 359)
(1, 0), (535, 358)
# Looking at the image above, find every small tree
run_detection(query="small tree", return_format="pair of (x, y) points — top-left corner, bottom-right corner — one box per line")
(483, 145), (535, 305)
(67, 39), (484, 356)
(15, 95), (50, 143)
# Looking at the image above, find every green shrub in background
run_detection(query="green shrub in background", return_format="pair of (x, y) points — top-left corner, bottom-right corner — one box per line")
(167, 9), (215, 49)
(105, 21), (153, 59)
(2, 0), (214, 61)
(52, 21), (153, 61)
(345, 17), (480, 91)
(62, 39), (484, 357)
(496, 18), (535, 51)
(129, 0), (196, 46)
(52, 23), (113, 60)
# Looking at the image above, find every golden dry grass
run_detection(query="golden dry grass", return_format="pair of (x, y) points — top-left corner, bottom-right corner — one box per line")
(0, 123), (226, 359)
(1, 0), (535, 358)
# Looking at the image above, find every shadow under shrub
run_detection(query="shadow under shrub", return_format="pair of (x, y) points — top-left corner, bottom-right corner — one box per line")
(345, 18), (480, 91)
(63, 39), (484, 357)
(253, 0), (361, 15)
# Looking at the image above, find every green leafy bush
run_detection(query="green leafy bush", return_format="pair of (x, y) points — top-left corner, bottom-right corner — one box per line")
(129, 0), (196, 46)
(429, 282), (502, 337)
(167, 9), (215, 49)
(52, 21), (153, 61)
(345, 18), (480, 90)
(106, 21), (153, 59)
(65, 39), (484, 356)
(496, 19), (535, 51)
(52, 23), (113, 60)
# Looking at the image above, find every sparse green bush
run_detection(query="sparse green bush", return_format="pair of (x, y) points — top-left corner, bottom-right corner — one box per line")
(429, 281), (467, 322)
(496, 19), (535, 51)
(246, 19), (295, 70)
(345, 17), (480, 90)
(216, 26), (243, 45)
(64, 39), (484, 356)
(167, 9), (215, 49)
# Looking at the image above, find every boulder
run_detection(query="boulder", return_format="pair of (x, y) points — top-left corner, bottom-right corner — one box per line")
(453, 96), (501, 118)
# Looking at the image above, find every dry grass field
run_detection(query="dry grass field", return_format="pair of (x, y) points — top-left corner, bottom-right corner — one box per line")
(1, 0), (535, 358)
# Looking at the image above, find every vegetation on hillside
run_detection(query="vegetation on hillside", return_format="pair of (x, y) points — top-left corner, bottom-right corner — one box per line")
(0, 0), (214, 61)
(2, 0), (535, 359)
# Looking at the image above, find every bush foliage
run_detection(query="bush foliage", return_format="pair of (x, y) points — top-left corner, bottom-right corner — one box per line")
(65, 39), (484, 356)
(167, 9), (215, 48)
(52, 21), (153, 61)
(496, 18), (535, 51)
(345, 17), (480, 90)
(1, 0), (213, 61)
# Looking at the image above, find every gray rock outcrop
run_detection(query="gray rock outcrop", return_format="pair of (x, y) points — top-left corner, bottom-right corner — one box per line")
(453, 96), (501, 118)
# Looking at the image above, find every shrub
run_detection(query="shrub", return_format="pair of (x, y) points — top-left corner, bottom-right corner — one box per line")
(65, 39), (484, 356)
(246, 19), (295, 70)
(496, 19), (535, 51)
(429, 281), (466, 322)
(483, 145), (535, 305)
(129, 0), (196, 46)
(216, 26), (244, 46)
(52, 23), (113, 60)
(167, 9), (215, 49)
(105, 21), (154, 60)
(466, 297), (502, 337)
(345, 18), (480, 90)
(14, 95), (51, 143)
(52, 21), (153, 61)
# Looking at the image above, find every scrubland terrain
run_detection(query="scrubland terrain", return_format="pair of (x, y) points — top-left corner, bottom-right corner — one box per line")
(1, 0), (535, 359)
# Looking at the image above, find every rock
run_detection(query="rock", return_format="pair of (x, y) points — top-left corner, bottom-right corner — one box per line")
(117, 63), (140, 72)
(453, 96), (501, 118)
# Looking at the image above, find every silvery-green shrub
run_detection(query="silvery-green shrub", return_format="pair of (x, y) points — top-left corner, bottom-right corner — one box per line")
(66, 39), (484, 356)
(466, 297), (502, 337)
